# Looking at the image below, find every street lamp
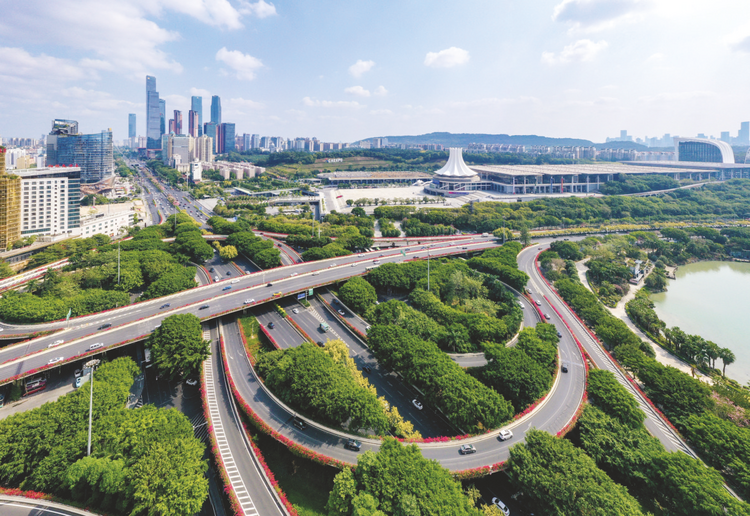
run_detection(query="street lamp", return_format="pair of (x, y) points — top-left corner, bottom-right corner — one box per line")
(85, 358), (101, 456)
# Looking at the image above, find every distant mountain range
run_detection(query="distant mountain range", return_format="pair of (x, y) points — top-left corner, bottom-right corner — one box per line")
(362, 132), (653, 150)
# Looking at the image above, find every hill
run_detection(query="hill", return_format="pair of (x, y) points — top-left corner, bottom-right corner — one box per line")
(364, 132), (595, 147)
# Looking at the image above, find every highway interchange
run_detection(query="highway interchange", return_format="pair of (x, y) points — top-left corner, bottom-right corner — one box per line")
(0, 166), (699, 514)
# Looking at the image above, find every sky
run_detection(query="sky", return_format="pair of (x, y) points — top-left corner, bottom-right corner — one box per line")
(2, 0), (750, 144)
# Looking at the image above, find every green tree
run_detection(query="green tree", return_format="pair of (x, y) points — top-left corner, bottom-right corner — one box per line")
(339, 276), (378, 315)
(147, 314), (210, 380)
(219, 244), (238, 261)
(0, 259), (14, 280)
(587, 369), (645, 428)
(508, 430), (645, 515)
(519, 224), (531, 246)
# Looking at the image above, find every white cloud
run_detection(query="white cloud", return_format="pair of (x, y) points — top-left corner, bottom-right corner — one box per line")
(638, 91), (715, 103)
(189, 87), (212, 98)
(552, 0), (649, 32)
(349, 60), (375, 78)
(424, 47), (470, 68)
(374, 85), (388, 96)
(542, 39), (608, 65)
(0, 47), (93, 82)
(725, 24), (750, 53)
(215, 47), (263, 81)
(646, 52), (665, 62)
(345, 86), (370, 97)
(302, 97), (362, 108)
(369, 109), (393, 115)
(227, 97), (265, 109)
(155, 0), (244, 29)
(239, 0), (277, 18)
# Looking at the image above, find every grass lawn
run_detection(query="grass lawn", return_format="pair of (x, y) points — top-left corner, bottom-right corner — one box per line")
(253, 430), (339, 516)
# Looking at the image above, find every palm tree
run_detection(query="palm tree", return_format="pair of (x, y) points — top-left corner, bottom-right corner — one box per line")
(718, 348), (736, 376)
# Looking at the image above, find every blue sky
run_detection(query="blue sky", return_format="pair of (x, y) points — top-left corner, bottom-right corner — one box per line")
(2, 0), (750, 144)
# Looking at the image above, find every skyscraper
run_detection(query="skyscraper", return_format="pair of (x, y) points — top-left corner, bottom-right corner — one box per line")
(204, 122), (218, 153)
(221, 123), (235, 153)
(146, 76), (161, 149)
(159, 99), (166, 136)
(210, 96), (221, 125)
(191, 96), (203, 136)
(188, 110), (200, 137)
(173, 110), (182, 135)
(738, 122), (750, 146)
(0, 146), (21, 251)
(51, 121), (114, 183)
(128, 114), (136, 139)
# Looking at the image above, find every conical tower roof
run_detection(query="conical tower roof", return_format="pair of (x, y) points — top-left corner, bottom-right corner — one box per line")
(434, 147), (477, 178)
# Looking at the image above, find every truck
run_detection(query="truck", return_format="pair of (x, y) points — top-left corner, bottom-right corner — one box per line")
(320, 322), (330, 332)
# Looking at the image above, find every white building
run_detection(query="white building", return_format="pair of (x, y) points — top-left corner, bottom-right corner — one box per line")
(18, 166), (82, 237)
(79, 210), (132, 238)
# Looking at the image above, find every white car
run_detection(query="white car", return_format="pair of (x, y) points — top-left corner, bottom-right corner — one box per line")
(48, 339), (64, 348)
(185, 378), (198, 386)
(244, 298), (255, 304)
(48, 357), (64, 365)
(292, 308), (299, 314)
(491, 498), (510, 516)
(412, 399), (423, 410)
(290, 272), (298, 277)
(231, 278), (240, 284)
(498, 429), (514, 441)
(89, 342), (104, 350)
(337, 309), (346, 316)
(312, 271), (320, 276)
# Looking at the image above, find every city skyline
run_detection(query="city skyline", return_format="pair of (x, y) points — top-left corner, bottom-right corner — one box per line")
(2, 1), (750, 143)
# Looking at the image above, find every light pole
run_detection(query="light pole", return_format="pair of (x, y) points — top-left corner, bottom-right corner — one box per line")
(85, 358), (101, 456)
(427, 251), (431, 292)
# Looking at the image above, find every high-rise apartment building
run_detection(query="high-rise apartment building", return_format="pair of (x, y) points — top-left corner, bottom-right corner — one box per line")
(191, 96), (203, 137)
(210, 95), (221, 125)
(146, 76), (161, 149)
(221, 123), (235, 153)
(128, 114), (136, 139)
(0, 146), (22, 250)
(173, 110), (182, 135)
(195, 135), (214, 163)
(251, 134), (260, 149)
(243, 133), (251, 151)
(188, 110), (200, 137)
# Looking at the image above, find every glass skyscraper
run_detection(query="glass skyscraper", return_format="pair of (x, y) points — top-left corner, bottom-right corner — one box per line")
(146, 76), (161, 149)
(210, 95), (221, 125)
(56, 131), (113, 183)
(128, 113), (136, 139)
(191, 96), (203, 137)
(159, 99), (166, 137)
(204, 122), (218, 153)
(221, 123), (235, 153)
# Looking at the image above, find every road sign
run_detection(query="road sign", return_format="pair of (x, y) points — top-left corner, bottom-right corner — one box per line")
(297, 292), (306, 300)
(308, 288), (313, 296)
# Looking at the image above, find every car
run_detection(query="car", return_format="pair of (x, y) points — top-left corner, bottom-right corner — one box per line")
(89, 342), (104, 350)
(337, 309), (346, 316)
(462, 246), (469, 250)
(292, 308), (299, 314)
(491, 498), (510, 516)
(185, 378), (198, 386)
(244, 298), (255, 304)
(498, 429), (514, 441)
(561, 362), (569, 373)
(329, 263), (337, 268)
(351, 263), (356, 267)
(518, 302), (525, 309)
(267, 282), (273, 287)
(290, 272), (298, 277)
(74, 369), (82, 378)
(153, 324), (161, 330)
(535, 300), (542, 306)
(222, 286), (231, 291)
(199, 305), (210, 310)
(373, 260), (380, 264)
(209, 267), (215, 272)
(292, 418), (308, 430)
(231, 278), (240, 284)
(557, 331), (563, 338)
(98, 323), (112, 330)
(268, 322), (275, 329)
(75, 376), (85, 388)
(544, 313), (551, 320)
(160, 303), (170, 309)
(312, 271), (320, 276)
(226, 271), (232, 276)
(365, 325), (371, 332)
(48, 357), (64, 365)
(412, 399), (423, 410)
(277, 243), (282, 247)
(362, 366), (372, 374)
(273, 291), (282, 297)
(459, 444), (477, 455)
(48, 339), (64, 348)
(345, 439), (362, 451)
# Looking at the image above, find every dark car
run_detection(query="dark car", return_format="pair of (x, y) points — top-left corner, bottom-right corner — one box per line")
(345, 439), (362, 451)
(267, 282), (273, 287)
(98, 323), (111, 330)
(209, 267), (215, 272)
(292, 418), (308, 431)
(226, 271), (232, 276)
(268, 322), (275, 329)
(557, 331), (563, 338)
(159, 303), (170, 309)
(459, 444), (477, 455)
(222, 286), (231, 291)
(199, 305), (209, 310)
(362, 366), (372, 374)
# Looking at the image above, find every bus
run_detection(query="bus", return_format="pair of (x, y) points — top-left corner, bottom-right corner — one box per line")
(319, 322), (330, 332)
(23, 376), (47, 397)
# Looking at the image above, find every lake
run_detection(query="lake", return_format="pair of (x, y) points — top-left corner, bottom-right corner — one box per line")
(650, 261), (750, 385)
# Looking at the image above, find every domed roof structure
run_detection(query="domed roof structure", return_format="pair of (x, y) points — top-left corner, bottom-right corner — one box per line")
(434, 148), (478, 179)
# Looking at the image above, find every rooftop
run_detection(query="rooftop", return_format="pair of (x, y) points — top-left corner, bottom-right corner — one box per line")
(318, 171), (432, 179)
(469, 163), (709, 177)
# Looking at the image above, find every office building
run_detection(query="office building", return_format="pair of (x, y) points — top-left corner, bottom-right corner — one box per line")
(146, 76), (161, 149)
(0, 147), (22, 250)
(49, 120), (114, 183)
(251, 134), (260, 149)
(242, 133), (251, 151)
(159, 99), (166, 136)
(204, 122), (218, 153)
(210, 95), (221, 125)
(191, 97), (203, 136)
(128, 114), (136, 139)
(188, 110), (199, 137)
(18, 166), (81, 237)
(172, 135), (194, 165)
(220, 123), (235, 153)
(173, 110), (182, 135)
